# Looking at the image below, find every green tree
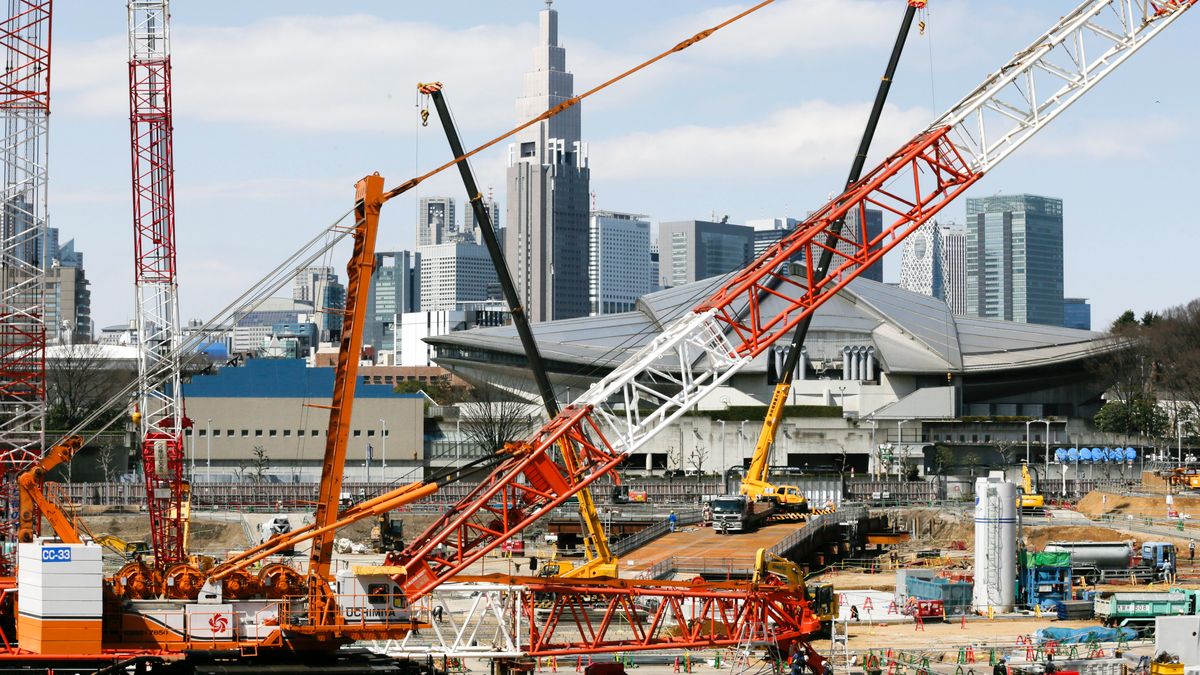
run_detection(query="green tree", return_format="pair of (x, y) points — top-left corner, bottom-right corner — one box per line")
(1112, 310), (1138, 331)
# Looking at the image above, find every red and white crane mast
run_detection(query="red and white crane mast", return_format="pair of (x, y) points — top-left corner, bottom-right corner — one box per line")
(128, 0), (187, 565)
(0, 1), (52, 559)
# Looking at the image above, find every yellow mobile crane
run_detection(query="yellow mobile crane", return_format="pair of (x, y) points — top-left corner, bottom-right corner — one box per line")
(742, 1), (922, 510)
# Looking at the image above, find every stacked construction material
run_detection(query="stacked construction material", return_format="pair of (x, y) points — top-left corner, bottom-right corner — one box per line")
(1055, 600), (1095, 620)
(16, 541), (103, 654)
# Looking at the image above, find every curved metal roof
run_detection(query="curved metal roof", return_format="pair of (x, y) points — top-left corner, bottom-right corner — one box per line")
(428, 275), (1116, 376)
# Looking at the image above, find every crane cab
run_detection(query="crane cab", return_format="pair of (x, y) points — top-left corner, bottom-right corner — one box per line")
(336, 570), (412, 625)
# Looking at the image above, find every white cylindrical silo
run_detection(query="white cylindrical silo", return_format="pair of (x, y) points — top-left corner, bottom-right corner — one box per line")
(865, 347), (876, 381)
(798, 347), (808, 380)
(973, 476), (1018, 614)
(842, 346), (852, 380)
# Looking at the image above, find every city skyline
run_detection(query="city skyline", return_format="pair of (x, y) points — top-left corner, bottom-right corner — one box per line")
(45, 2), (1200, 332)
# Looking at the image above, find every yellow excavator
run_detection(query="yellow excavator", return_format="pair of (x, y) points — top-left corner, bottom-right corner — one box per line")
(752, 549), (837, 626)
(1020, 463), (1044, 511)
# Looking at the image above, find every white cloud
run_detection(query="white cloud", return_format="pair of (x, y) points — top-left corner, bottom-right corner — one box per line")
(1022, 117), (1183, 161)
(591, 100), (932, 182)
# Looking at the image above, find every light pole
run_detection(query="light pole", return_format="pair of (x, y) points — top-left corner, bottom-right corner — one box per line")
(206, 418), (212, 482)
(1043, 419), (1052, 473)
(456, 418), (462, 464)
(379, 418), (387, 468)
(1180, 417), (1186, 464)
(838, 385), (846, 412)
(739, 420), (747, 469)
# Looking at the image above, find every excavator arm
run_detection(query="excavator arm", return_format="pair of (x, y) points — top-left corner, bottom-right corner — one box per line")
(17, 437), (85, 544)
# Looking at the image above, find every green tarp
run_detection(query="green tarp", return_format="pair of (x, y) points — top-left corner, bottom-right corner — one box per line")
(1025, 551), (1071, 567)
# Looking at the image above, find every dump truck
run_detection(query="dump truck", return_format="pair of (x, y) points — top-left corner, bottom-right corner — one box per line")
(709, 495), (773, 533)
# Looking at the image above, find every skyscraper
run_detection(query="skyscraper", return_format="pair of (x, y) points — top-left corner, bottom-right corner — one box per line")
(366, 250), (421, 353)
(463, 192), (501, 245)
(505, 2), (590, 322)
(898, 220), (945, 299)
(658, 220), (754, 289)
(836, 209), (884, 282)
(965, 194), (1064, 326)
(46, 236), (91, 343)
(747, 218), (799, 259)
(418, 197), (456, 247)
(588, 210), (652, 315)
(292, 266), (345, 341)
(418, 242), (499, 311)
(941, 224), (968, 317)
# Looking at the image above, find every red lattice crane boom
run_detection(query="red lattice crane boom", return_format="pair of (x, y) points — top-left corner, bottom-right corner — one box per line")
(128, 0), (187, 565)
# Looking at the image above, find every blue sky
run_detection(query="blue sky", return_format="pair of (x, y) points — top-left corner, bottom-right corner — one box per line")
(51, 1), (1199, 331)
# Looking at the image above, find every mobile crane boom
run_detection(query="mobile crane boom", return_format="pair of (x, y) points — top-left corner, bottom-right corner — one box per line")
(418, 82), (617, 578)
(389, 0), (1198, 601)
(742, 1), (920, 511)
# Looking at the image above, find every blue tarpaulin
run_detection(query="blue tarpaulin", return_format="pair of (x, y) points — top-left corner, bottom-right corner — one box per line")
(1035, 626), (1136, 644)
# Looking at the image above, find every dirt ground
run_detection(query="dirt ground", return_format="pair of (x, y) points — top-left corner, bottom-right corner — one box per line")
(1076, 490), (1200, 519)
(841, 617), (1099, 652)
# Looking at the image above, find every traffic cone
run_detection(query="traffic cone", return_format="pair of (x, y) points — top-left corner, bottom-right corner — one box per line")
(577, 656), (583, 672)
(960, 613), (967, 629)
(914, 614), (925, 631)
(863, 597), (874, 612)
(888, 601), (899, 615)
(673, 657), (680, 673)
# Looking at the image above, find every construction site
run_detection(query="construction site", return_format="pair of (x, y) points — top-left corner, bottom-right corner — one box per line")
(0, 1), (1198, 674)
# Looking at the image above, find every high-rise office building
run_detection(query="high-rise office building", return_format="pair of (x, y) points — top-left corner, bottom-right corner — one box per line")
(366, 250), (421, 353)
(1064, 297), (1091, 330)
(46, 236), (91, 344)
(463, 193), (501, 245)
(965, 194), (1064, 326)
(747, 218), (799, 259)
(588, 210), (652, 315)
(941, 223), (968, 316)
(291, 266), (345, 341)
(505, 3), (590, 322)
(418, 197), (456, 247)
(898, 220), (945, 299)
(658, 220), (754, 289)
(835, 209), (884, 282)
(418, 242), (499, 311)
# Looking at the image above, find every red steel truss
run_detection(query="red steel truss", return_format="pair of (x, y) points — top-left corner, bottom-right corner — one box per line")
(391, 126), (981, 599)
(129, 0), (187, 565)
(509, 576), (820, 656)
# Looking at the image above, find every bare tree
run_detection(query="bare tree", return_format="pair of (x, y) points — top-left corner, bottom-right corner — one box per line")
(689, 445), (709, 485)
(459, 384), (538, 456)
(98, 443), (116, 483)
(46, 343), (132, 431)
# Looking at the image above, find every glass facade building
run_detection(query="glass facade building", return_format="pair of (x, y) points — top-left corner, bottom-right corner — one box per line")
(965, 194), (1064, 326)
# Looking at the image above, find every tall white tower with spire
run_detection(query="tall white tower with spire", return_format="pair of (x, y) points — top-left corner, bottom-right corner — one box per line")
(505, 1), (591, 322)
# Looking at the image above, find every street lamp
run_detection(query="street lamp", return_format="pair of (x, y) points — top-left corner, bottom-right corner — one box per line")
(456, 418), (463, 464)
(1043, 419), (1052, 473)
(738, 420), (747, 468)
(719, 420), (727, 478)
(838, 385), (846, 411)
(206, 418), (212, 482)
(1180, 417), (1186, 464)
(379, 418), (387, 467)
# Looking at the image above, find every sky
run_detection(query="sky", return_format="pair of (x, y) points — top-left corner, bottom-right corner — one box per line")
(50, 0), (1200, 332)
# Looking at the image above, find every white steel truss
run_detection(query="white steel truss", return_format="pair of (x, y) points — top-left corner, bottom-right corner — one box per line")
(0, 0), (51, 472)
(370, 583), (526, 659)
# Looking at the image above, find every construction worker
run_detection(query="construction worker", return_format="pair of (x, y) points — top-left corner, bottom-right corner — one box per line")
(1189, 539), (1195, 562)
(1163, 558), (1175, 584)
(993, 657), (1007, 675)
(668, 510), (678, 533)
